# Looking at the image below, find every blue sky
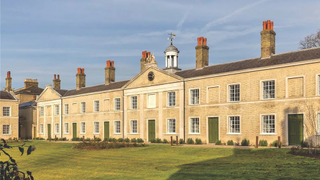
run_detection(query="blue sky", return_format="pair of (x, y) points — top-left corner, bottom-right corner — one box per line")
(1, 0), (320, 90)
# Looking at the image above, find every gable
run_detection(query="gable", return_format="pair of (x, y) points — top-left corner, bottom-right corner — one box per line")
(125, 67), (182, 89)
(37, 88), (61, 102)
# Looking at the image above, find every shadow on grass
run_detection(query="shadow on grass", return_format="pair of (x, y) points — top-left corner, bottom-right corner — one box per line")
(167, 148), (319, 180)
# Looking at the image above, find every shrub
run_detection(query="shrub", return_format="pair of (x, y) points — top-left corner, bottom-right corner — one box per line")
(137, 138), (144, 143)
(40, 137), (45, 140)
(172, 139), (176, 144)
(271, 140), (282, 147)
(118, 138), (124, 142)
(95, 137), (101, 141)
(163, 139), (169, 143)
(124, 138), (130, 143)
(187, 138), (194, 144)
(131, 138), (137, 143)
(241, 139), (250, 146)
(195, 138), (202, 144)
(227, 140), (234, 145)
(85, 138), (91, 141)
(259, 140), (268, 146)
(179, 138), (185, 144)
(301, 141), (309, 148)
(150, 139), (156, 143)
(215, 140), (222, 145)
(104, 138), (109, 142)
(155, 138), (162, 143)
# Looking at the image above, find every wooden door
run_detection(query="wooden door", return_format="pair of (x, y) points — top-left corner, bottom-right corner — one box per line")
(148, 120), (155, 142)
(104, 122), (109, 140)
(47, 124), (51, 140)
(288, 114), (303, 145)
(73, 123), (77, 139)
(208, 117), (219, 143)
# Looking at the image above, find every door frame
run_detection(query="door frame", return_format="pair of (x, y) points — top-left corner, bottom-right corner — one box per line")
(286, 113), (304, 146)
(72, 122), (77, 138)
(103, 121), (110, 140)
(146, 119), (156, 142)
(206, 116), (220, 144)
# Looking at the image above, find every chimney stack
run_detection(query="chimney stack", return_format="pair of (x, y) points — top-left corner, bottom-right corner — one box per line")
(24, 79), (39, 89)
(195, 36), (209, 69)
(140, 51), (148, 72)
(53, 74), (61, 89)
(105, 60), (115, 85)
(261, 20), (276, 58)
(76, 67), (86, 90)
(4, 71), (12, 91)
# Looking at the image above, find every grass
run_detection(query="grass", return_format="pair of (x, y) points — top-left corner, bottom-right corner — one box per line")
(3, 141), (320, 180)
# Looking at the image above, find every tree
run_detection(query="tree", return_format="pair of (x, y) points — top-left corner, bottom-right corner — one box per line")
(299, 29), (320, 49)
(0, 139), (35, 180)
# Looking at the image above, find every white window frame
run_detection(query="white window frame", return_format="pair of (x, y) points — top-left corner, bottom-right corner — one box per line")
(167, 92), (176, 107)
(317, 113), (320, 135)
(40, 107), (44, 117)
(54, 105), (59, 116)
(80, 122), (86, 134)
(228, 84), (240, 102)
(64, 104), (69, 115)
(2, 107), (11, 117)
(189, 117), (200, 134)
(228, 116), (241, 134)
(261, 80), (276, 100)
(130, 120), (138, 134)
(189, 88), (200, 105)
(93, 100), (100, 112)
(54, 123), (59, 134)
(64, 123), (69, 134)
(114, 121), (121, 134)
(131, 96), (138, 109)
(261, 114), (276, 134)
(40, 124), (44, 134)
(167, 119), (176, 133)
(81, 102), (86, 114)
(317, 74), (320, 96)
(114, 97), (121, 111)
(94, 121), (99, 134)
(147, 94), (156, 108)
(2, 125), (10, 135)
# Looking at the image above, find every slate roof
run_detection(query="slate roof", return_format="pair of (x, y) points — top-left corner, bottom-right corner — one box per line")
(15, 86), (44, 95)
(0, 91), (16, 100)
(19, 100), (37, 108)
(54, 89), (68, 96)
(63, 80), (129, 97)
(175, 47), (320, 78)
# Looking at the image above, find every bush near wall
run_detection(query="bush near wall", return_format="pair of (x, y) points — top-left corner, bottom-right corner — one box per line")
(215, 140), (222, 145)
(259, 140), (268, 146)
(179, 139), (185, 144)
(195, 138), (202, 144)
(227, 140), (234, 145)
(73, 141), (147, 150)
(187, 138), (194, 144)
(241, 139), (250, 146)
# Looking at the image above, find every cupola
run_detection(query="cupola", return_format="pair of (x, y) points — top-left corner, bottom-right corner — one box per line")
(164, 33), (181, 73)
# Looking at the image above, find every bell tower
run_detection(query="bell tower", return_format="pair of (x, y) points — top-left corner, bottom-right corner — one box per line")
(164, 33), (181, 73)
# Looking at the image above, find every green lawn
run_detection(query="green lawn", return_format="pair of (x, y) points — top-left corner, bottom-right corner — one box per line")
(3, 141), (320, 180)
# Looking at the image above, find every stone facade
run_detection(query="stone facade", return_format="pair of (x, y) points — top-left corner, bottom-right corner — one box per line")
(0, 92), (19, 139)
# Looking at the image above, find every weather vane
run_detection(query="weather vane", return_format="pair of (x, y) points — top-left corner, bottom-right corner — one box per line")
(167, 32), (176, 45)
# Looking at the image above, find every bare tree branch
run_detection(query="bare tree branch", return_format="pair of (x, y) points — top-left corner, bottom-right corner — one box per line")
(299, 29), (320, 49)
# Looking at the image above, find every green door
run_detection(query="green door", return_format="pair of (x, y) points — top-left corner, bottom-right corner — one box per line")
(288, 114), (303, 145)
(47, 124), (51, 140)
(104, 122), (109, 140)
(73, 123), (77, 139)
(34, 126), (36, 138)
(208, 117), (219, 143)
(148, 120), (155, 142)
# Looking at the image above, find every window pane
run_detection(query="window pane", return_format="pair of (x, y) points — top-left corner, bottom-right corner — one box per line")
(94, 122), (99, 133)
(191, 89), (199, 105)
(94, 101), (99, 112)
(191, 118), (199, 133)
(262, 115), (275, 133)
(40, 107), (44, 116)
(65, 104), (69, 115)
(81, 102), (86, 113)
(229, 85), (240, 102)
(131, 120), (137, 133)
(229, 116), (240, 133)
(115, 98), (121, 111)
(131, 96), (137, 109)
(168, 119), (176, 133)
(3, 107), (10, 116)
(263, 81), (275, 99)
(81, 122), (85, 133)
(3, 125), (10, 135)
(115, 121), (120, 133)
(168, 92), (176, 107)
(40, 124), (44, 133)
(64, 123), (69, 134)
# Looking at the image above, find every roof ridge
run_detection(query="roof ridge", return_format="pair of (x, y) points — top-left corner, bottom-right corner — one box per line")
(69, 79), (130, 91)
(272, 46), (320, 56)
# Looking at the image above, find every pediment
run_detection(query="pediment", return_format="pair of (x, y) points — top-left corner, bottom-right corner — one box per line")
(37, 87), (61, 102)
(124, 66), (183, 89)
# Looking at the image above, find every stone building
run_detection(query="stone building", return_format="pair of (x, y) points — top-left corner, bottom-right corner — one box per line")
(35, 20), (320, 145)
(0, 91), (19, 139)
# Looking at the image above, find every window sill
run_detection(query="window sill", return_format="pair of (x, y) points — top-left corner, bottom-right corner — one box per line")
(2, 134), (11, 136)
(64, 133), (69, 135)
(80, 133), (86, 135)
(163, 133), (179, 135)
(226, 133), (242, 135)
(260, 98), (275, 101)
(113, 133), (121, 135)
(189, 104), (200, 106)
(93, 133), (100, 135)
(127, 133), (140, 135)
(54, 133), (60, 135)
(228, 101), (240, 103)
(188, 133), (200, 135)
(259, 133), (277, 136)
